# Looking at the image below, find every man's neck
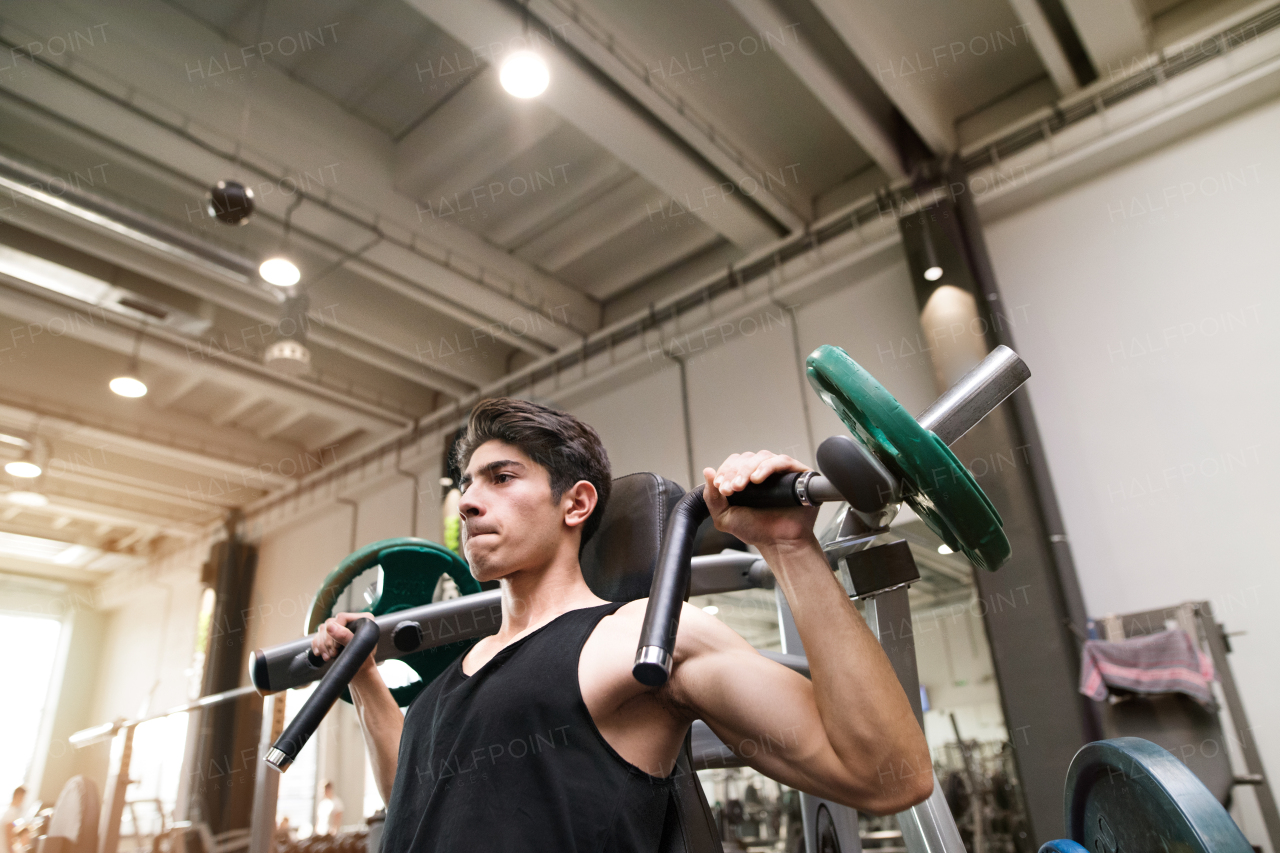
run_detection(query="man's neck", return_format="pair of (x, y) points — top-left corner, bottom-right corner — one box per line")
(496, 553), (607, 638)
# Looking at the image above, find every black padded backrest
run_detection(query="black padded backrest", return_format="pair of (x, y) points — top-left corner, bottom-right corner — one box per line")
(580, 472), (685, 602)
(578, 472), (724, 853)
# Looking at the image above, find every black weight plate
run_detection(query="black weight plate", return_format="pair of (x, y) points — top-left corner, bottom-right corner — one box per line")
(1064, 738), (1251, 853)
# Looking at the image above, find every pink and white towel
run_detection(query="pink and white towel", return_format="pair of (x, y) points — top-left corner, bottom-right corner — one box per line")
(1079, 628), (1216, 709)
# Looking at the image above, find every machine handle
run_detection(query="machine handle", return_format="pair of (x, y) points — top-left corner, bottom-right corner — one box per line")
(264, 617), (379, 772)
(633, 489), (709, 686)
(724, 471), (805, 508)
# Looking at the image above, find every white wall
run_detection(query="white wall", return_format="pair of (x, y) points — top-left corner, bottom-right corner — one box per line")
(984, 91), (1280, 847)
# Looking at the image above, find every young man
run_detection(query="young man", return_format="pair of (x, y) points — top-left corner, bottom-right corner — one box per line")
(312, 398), (932, 850)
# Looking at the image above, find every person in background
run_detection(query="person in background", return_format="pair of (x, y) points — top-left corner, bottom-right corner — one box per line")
(314, 782), (343, 836)
(274, 815), (293, 846)
(2, 787), (26, 853)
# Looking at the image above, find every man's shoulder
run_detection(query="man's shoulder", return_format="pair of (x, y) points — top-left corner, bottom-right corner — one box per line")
(600, 598), (742, 650)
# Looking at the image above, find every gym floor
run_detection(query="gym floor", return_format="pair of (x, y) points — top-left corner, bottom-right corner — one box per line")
(0, 0), (1278, 852)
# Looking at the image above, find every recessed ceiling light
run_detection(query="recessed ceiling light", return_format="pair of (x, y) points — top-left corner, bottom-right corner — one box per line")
(259, 257), (301, 287)
(924, 265), (943, 281)
(499, 50), (550, 98)
(702, 605), (719, 615)
(7, 491), (48, 507)
(937, 544), (953, 555)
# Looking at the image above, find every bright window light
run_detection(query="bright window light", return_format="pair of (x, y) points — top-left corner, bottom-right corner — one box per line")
(4, 461), (41, 478)
(0, 529), (97, 562)
(0, 614), (63, 797)
(259, 257), (301, 287)
(110, 375), (148, 397)
(0, 244), (112, 303)
(499, 50), (550, 98)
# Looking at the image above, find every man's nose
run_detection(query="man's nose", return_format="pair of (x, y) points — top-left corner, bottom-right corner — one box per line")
(457, 488), (482, 516)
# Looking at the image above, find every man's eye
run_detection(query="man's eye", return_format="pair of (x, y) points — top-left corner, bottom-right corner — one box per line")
(495, 472), (514, 483)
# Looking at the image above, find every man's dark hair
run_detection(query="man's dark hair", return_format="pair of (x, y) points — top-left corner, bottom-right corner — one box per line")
(454, 397), (611, 549)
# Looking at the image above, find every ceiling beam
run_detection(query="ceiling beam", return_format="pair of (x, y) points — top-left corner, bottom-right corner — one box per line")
(1006, 0), (1082, 95)
(723, 0), (907, 179)
(210, 394), (264, 428)
(0, 159), (482, 399)
(0, 44), (599, 347)
(517, 176), (665, 272)
(409, 0), (786, 249)
(1059, 0), (1150, 78)
(0, 278), (409, 436)
(0, 397), (295, 490)
(257, 407), (309, 441)
(805, 0), (957, 154)
(491, 157), (631, 247)
(522, 0), (809, 231)
(151, 373), (205, 410)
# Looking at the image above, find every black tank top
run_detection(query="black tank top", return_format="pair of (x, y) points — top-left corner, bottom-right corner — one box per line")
(381, 601), (675, 852)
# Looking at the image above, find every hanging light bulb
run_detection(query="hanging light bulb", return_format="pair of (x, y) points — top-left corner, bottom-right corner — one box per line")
(500, 50), (550, 98)
(109, 376), (148, 397)
(259, 257), (301, 287)
(111, 324), (148, 398)
(3, 436), (42, 478)
(5, 459), (41, 478)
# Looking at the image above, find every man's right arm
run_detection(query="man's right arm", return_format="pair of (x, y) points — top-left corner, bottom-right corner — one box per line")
(312, 614), (402, 803)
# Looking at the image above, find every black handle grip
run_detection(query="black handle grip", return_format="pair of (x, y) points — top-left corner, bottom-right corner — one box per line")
(724, 472), (802, 508)
(265, 618), (378, 772)
(633, 489), (709, 687)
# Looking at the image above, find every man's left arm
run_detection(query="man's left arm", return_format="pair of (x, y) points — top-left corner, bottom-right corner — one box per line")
(667, 451), (934, 815)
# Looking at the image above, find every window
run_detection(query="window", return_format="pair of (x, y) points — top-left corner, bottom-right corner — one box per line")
(0, 614), (63, 796)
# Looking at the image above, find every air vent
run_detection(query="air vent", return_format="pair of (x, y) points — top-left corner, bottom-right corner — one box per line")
(115, 296), (169, 320)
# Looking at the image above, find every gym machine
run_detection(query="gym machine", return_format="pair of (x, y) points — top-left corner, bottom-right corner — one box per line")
(249, 342), (1265, 853)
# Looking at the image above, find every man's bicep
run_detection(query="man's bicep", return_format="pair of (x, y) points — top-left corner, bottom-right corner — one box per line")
(670, 608), (859, 802)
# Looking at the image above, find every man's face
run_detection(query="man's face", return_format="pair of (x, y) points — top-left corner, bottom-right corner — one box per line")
(458, 439), (572, 583)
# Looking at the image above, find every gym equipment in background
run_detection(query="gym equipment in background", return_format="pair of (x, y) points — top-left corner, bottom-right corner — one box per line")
(1088, 601), (1280, 849)
(1037, 738), (1253, 853)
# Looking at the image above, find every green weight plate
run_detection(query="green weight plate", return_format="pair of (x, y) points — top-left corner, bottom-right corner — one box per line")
(805, 345), (1009, 571)
(308, 537), (482, 706)
(1064, 738), (1251, 853)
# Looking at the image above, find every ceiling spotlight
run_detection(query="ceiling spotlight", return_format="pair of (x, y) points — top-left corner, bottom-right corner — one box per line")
(937, 544), (954, 555)
(206, 180), (255, 226)
(918, 210), (944, 283)
(7, 491), (48, 507)
(702, 605), (719, 615)
(260, 257), (301, 287)
(499, 50), (550, 98)
(109, 375), (148, 398)
(111, 325), (148, 398)
(5, 460), (41, 478)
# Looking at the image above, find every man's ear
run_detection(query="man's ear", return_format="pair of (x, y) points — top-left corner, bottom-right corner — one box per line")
(561, 480), (598, 529)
